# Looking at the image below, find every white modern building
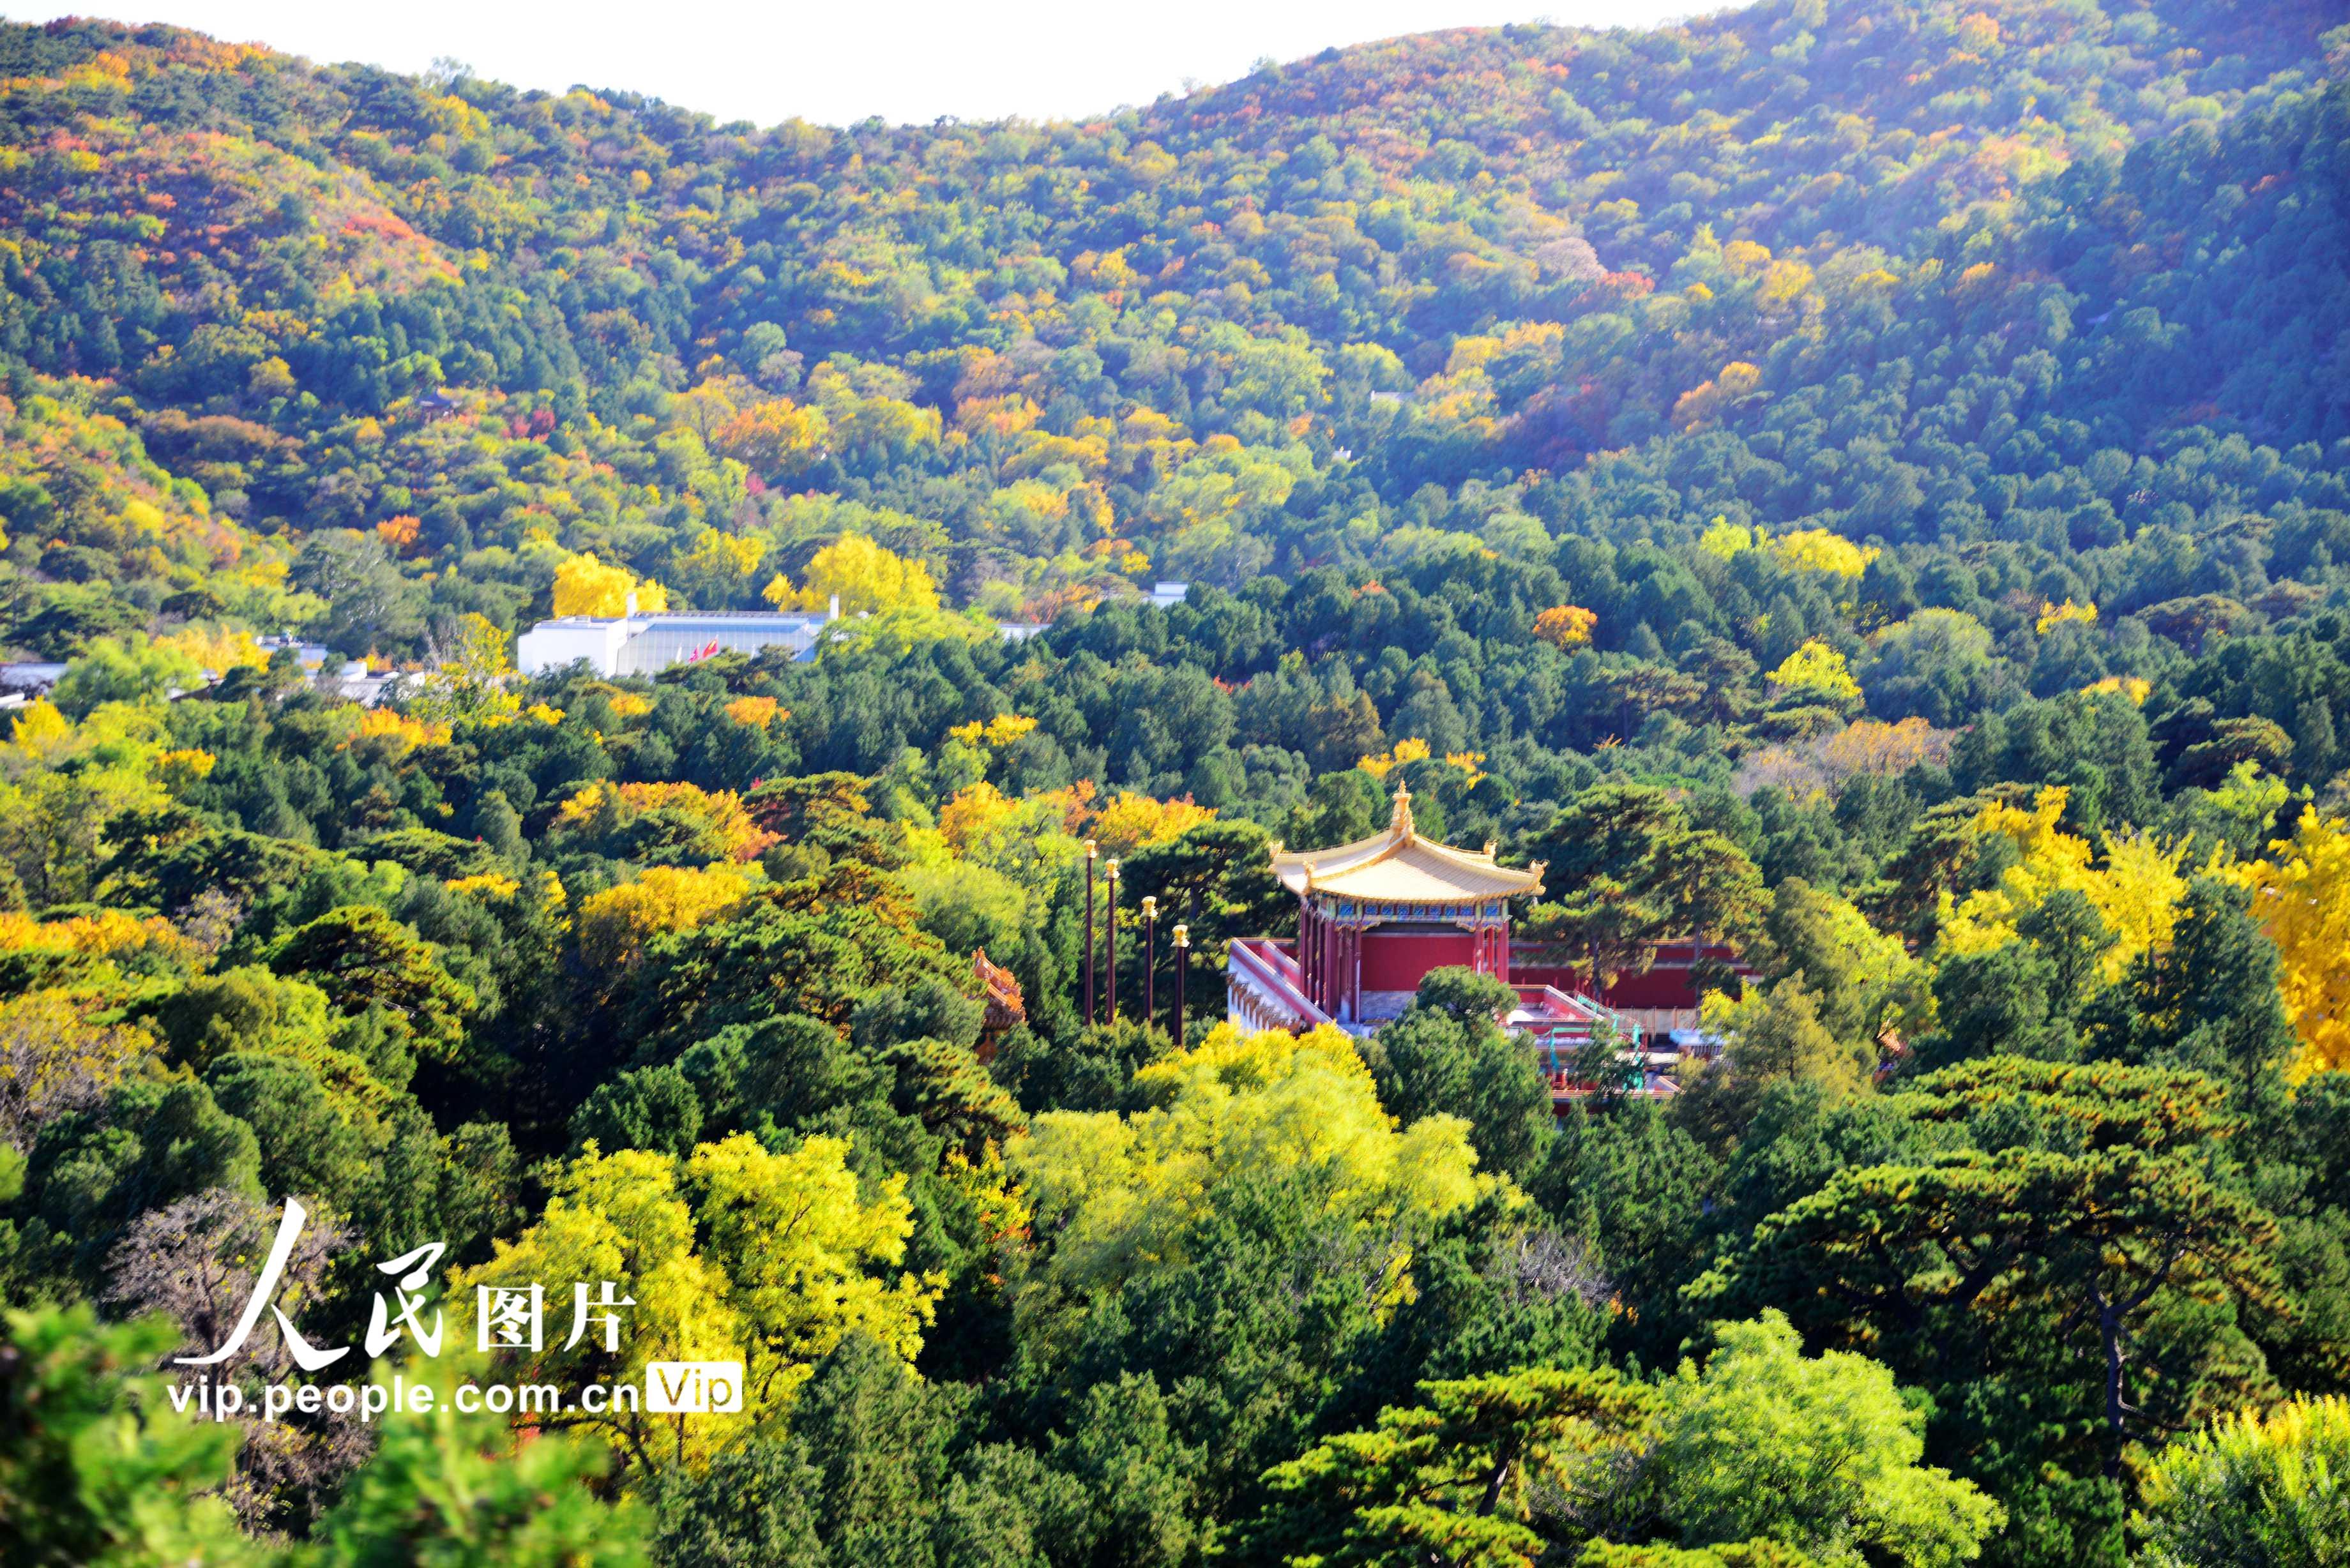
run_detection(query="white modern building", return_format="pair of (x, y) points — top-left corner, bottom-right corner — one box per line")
(515, 607), (833, 677)
(513, 581), (1189, 679)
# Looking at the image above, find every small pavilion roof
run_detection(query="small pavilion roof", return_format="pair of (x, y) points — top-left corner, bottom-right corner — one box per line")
(1270, 783), (1544, 905)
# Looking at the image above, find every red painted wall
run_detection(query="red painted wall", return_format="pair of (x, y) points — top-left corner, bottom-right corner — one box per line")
(1600, 969), (1720, 1006)
(1508, 949), (1754, 1009)
(1360, 930), (1476, 990)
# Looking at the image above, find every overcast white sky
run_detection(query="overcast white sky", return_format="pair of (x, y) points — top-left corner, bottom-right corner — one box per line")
(3, 1), (1708, 126)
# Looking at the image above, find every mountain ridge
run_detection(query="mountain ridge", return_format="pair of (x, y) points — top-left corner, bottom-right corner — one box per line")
(0, 0), (2342, 655)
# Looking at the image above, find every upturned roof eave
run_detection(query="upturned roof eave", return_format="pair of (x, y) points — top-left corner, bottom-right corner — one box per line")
(1273, 782), (1545, 903)
(1301, 859), (1546, 903)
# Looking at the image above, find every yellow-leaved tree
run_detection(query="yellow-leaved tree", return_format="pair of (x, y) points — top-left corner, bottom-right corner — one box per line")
(1671, 361), (1762, 429)
(711, 397), (830, 476)
(1011, 1024), (1490, 1313)
(556, 781), (773, 862)
(553, 552), (669, 618)
(2222, 811), (2350, 1077)
(575, 863), (762, 971)
(407, 612), (522, 727)
(1358, 736), (1434, 779)
(453, 1134), (940, 1468)
(1939, 786), (2188, 985)
(764, 533), (940, 615)
(936, 712), (1038, 794)
(0, 698), (178, 905)
(1698, 517), (1765, 560)
(2037, 598), (2098, 633)
(1532, 604), (1598, 649)
(2084, 675), (2152, 705)
(672, 528), (767, 601)
(1088, 790), (1217, 857)
(0, 988), (157, 1143)
(1772, 528), (1878, 579)
(1767, 640), (1864, 707)
(946, 714), (1039, 749)
(936, 780), (1084, 896)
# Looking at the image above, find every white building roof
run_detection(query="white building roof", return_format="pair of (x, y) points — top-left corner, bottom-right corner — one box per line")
(515, 610), (833, 677)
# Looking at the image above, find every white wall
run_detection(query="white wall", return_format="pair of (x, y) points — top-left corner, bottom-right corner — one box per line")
(515, 621), (628, 676)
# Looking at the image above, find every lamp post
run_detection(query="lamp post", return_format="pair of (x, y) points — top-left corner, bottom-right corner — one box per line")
(1083, 839), (1098, 1025)
(1105, 857), (1120, 1024)
(1140, 896), (1157, 1032)
(1171, 923), (1190, 1047)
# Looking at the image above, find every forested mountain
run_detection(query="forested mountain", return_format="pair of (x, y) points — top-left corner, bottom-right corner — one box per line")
(4, 3), (2350, 1566)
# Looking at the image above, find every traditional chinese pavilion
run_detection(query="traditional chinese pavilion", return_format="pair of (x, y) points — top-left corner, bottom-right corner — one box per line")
(1224, 782), (1697, 1103)
(1264, 783), (1540, 1023)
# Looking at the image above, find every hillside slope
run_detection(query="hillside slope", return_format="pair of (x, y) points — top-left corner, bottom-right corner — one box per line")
(8, 14), (2350, 1567)
(0, 0), (2342, 658)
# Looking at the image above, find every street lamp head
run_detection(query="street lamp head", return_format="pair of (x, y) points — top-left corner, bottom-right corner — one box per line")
(1141, 895), (1157, 918)
(1085, 838), (1098, 859)
(1107, 857), (1119, 878)
(1172, 923), (1190, 949)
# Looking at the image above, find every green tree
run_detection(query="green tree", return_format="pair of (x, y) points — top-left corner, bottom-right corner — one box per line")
(790, 1332), (956, 1568)
(269, 905), (478, 1071)
(1724, 978), (1872, 1101)
(1698, 1060), (2286, 1474)
(52, 633), (204, 718)
(0, 1303), (255, 1568)
(1043, 1371), (1209, 1568)
(155, 965), (338, 1071)
(1123, 818), (1292, 1019)
(1645, 1313), (2004, 1567)
(2084, 877), (2297, 1108)
(1244, 1367), (1657, 1568)
(1681, 976), (1874, 1146)
(1757, 879), (1929, 1050)
(1579, 1544), (1821, 1568)
(1523, 783), (1764, 988)
(647, 1438), (829, 1568)
(293, 529), (428, 660)
(568, 1064), (704, 1157)
(1370, 967), (1553, 1179)
(310, 1355), (650, 1568)
(11, 1075), (262, 1291)
(2135, 1396), (2350, 1568)
(202, 1050), (373, 1212)
(1528, 1100), (1720, 1364)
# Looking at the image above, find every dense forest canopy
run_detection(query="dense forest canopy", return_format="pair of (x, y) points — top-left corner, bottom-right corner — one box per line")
(5, 1), (2350, 1565)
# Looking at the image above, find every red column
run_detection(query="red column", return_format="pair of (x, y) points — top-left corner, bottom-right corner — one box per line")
(1307, 906), (1322, 1010)
(1297, 901), (1310, 1004)
(1325, 914), (1342, 1014)
(1334, 921), (1346, 1014)
(1335, 926), (1353, 1025)
(1307, 904), (1320, 1010)
(1330, 926), (1342, 1020)
(1347, 926), (1362, 1022)
(1334, 927), (1346, 1020)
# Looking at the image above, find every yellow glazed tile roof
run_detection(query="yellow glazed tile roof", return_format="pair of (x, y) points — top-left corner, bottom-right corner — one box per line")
(1269, 784), (1544, 903)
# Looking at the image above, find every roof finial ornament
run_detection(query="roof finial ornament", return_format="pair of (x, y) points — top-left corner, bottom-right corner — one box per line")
(1390, 780), (1414, 838)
